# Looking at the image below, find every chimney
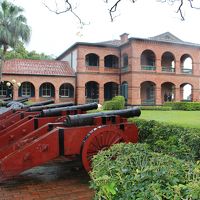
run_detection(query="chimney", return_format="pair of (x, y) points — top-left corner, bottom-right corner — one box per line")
(120, 33), (129, 43)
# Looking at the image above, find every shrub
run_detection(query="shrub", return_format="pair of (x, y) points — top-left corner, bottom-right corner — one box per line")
(90, 143), (200, 200)
(103, 96), (125, 110)
(164, 102), (200, 111)
(131, 118), (200, 161)
(141, 106), (172, 111)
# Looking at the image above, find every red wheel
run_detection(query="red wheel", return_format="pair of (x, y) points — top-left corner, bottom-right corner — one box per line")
(81, 125), (124, 172)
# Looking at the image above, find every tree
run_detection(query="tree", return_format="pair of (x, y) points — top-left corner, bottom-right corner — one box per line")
(43, 0), (200, 24)
(2, 41), (54, 60)
(0, 0), (31, 81)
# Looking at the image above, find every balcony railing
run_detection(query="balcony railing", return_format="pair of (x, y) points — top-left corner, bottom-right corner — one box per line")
(86, 98), (99, 104)
(181, 68), (192, 74)
(141, 99), (156, 105)
(121, 66), (129, 72)
(162, 66), (175, 73)
(141, 65), (156, 71)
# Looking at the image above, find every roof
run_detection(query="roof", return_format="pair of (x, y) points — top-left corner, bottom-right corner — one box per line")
(130, 32), (200, 47)
(57, 32), (200, 60)
(2, 59), (75, 76)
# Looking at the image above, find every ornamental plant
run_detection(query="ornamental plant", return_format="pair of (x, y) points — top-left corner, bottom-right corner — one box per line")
(90, 143), (200, 200)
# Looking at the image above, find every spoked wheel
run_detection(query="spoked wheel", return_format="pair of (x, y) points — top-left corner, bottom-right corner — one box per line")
(81, 125), (124, 172)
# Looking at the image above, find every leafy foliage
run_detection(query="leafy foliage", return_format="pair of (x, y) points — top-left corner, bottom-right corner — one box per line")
(164, 102), (200, 111)
(90, 143), (200, 200)
(103, 96), (125, 110)
(131, 118), (200, 161)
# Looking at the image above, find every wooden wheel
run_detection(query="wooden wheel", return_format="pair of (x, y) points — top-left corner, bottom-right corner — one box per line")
(81, 125), (124, 172)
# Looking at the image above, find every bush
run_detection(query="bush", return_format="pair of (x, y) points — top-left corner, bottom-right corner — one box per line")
(103, 96), (125, 110)
(90, 143), (200, 200)
(164, 102), (200, 111)
(131, 118), (200, 161)
(141, 106), (172, 111)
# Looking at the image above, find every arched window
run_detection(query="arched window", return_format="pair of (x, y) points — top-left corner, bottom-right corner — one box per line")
(104, 55), (119, 68)
(85, 53), (99, 66)
(39, 83), (55, 97)
(59, 83), (74, 97)
(18, 82), (35, 97)
(0, 82), (7, 97)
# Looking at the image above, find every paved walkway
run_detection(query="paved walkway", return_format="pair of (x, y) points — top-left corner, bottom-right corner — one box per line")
(0, 158), (94, 200)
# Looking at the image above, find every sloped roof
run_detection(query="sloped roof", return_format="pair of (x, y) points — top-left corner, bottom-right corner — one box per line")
(3, 59), (75, 76)
(96, 39), (122, 47)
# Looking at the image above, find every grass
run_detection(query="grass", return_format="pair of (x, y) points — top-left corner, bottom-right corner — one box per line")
(139, 110), (200, 129)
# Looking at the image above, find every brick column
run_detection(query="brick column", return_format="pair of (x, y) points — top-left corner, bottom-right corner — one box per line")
(77, 86), (85, 104)
(55, 88), (59, 103)
(35, 88), (40, 102)
(175, 87), (181, 102)
(192, 88), (200, 102)
(99, 85), (104, 105)
(155, 86), (162, 105)
(156, 59), (161, 73)
(130, 86), (141, 105)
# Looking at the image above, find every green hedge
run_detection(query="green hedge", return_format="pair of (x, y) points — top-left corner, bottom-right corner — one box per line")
(103, 96), (125, 110)
(90, 143), (200, 200)
(164, 102), (200, 111)
(131, 118), (200, 161)
(141, 106), (172, 111)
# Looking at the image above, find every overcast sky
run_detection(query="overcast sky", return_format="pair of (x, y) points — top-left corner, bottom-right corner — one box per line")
(12, 0), (200, 57)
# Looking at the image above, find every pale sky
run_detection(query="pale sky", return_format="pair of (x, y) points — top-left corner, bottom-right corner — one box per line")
(12, 0), (200, 57)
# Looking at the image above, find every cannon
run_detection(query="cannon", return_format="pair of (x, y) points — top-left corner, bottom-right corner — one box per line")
(0, 103), (99, 149)
(0, 107), (140, 182)
(0, 102), (76, 131)
(40, 102), (98, 117)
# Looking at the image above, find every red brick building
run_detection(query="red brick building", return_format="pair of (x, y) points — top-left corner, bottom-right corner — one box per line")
(1, 32), (200, 105)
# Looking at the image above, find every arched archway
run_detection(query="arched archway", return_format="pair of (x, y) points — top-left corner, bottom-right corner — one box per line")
(180, 83), (192, 101)
(140, 81), (156, 105)
(140, 49), (156, 70)
(18, 82), (35, 97)
(85, 81), (99, 103)
(104, 82), (118, 100)
(161, 51), (175, 72)
(39, 82), (55, 98)
(180, 54), (193, 74)
(161, 82), (175, 103)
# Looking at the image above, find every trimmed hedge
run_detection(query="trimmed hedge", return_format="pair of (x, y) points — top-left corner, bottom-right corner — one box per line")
(103, 96), (125, 110)
(141, 106), (172, 111)
(131, 118), (200, 161)
(164, 102), (200, 111)
(90, 143), (200, 200)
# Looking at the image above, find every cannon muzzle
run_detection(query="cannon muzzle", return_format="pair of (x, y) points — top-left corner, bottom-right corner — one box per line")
(39, 103), (98, 117)
(28, 102), (74, 112)
(65, 107), (141, 127)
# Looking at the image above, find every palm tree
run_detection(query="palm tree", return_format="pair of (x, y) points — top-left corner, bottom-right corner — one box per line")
(0, 0), (31, 81)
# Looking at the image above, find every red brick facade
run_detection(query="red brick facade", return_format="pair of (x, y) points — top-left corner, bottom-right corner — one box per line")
(1, 32), (200, 105)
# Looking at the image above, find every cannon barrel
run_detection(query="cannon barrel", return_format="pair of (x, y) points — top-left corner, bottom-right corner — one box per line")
(28, 102), (74, 112)
(64, 107), (141, 127)
(39, 102), (98, 117)
(24, 99), (55, 109)
(5, 97), (29, 107)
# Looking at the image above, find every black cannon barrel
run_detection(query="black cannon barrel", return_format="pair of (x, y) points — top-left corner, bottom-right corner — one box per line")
(28, 102), (74, 112)
(15, 97), (29, 103)
(64, 107), (141, 127)
(23, 99), (55, 109)
(39, 102), (98, 117)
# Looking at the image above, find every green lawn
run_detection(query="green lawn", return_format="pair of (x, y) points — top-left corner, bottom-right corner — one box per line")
(139, 110), (200, 129)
